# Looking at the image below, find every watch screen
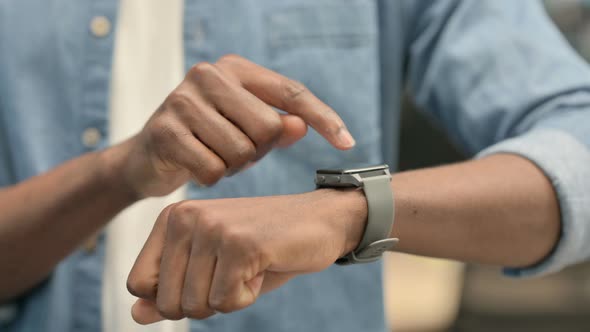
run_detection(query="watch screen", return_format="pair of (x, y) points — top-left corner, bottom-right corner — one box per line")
(316, 164), (388, 175)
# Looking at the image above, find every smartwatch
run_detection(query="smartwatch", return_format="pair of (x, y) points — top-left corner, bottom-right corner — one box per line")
(315, 165), (397, 265)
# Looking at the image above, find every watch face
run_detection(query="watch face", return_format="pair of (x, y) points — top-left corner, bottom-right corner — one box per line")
(315, 164), (390, 187)
(316, 164), (389, 175)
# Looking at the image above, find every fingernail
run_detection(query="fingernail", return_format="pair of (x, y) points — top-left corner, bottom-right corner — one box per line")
(338, 129), (356, 148)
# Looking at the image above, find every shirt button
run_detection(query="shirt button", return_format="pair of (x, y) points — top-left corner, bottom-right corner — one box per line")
(90, 16), (111, 38)
(82, 127), (102, 148)
(83, 233), (99, 253)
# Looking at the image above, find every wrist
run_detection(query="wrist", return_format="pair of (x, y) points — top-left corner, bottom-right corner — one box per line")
(98, 138), (142, 203)
(310, 188), (368, 258)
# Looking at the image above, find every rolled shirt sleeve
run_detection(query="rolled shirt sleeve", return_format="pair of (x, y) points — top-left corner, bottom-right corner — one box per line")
(402, 0), (590, 276)
(477, 128), (590, 277)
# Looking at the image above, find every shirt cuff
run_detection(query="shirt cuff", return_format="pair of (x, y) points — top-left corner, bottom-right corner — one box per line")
(476, 128), (590, 277)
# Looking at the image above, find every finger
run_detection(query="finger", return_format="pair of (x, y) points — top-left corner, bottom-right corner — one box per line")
(170, 127), (227, 186)
(242, 161), (257, 172)
(246, 272), (265, 298)
(131, 299), (165, 325)
(155, 203), (195, 320)
(215, 55), (355, 150)
(127, 205), (173, 301)
(172, 91), (257, 172)
(186, 65), (284, 158)
(207, 253), (263, 313)
(275, 114), (308, 148)
(180, 232), (217, 319)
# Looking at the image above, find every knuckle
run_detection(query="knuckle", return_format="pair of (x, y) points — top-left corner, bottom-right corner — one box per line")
(216, 54), (244, 68)
(165, 89), (194, 111)
(228, 139), (256, 168)
(148, 115), (179, 144)
(195, 211), (224, 238)
(280, 78), (308, 106)
(170, 200), (200, 218)
(181, 297), (214, 319)
(188, 61), (216, 78)
(157, 302), (184, 321)
(251, 113), (283, 146)
(188, 62), (227, 91)
(220, 227), (247, 246)
(126, 276), (155, 299)
(199, 159), (226, 186)
(167, 201), (199, 234)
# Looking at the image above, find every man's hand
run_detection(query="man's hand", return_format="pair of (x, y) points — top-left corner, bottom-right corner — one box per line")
(0, 55), (357, 303)
(126, 189), (367, 324)
(118, 54), (355, 198)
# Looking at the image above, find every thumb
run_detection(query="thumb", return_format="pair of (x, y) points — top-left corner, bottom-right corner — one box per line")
(275, 115), (308, 148)
(131, 298), (165, 325)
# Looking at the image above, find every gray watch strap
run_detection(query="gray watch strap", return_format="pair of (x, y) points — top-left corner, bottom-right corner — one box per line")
(336, 174), (397, 265)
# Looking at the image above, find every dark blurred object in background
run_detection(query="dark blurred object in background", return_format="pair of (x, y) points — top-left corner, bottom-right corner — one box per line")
(398, 96), (464, 171)
(455, 264), (590, 332)
(546, 0), (590, 61)
(392, 1), (590, 331)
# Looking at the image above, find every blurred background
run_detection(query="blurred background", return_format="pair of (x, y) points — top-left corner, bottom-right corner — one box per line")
(383, 1), (590, 331)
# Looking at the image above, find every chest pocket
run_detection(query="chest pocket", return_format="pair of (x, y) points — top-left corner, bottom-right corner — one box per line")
(184, 1), (383, 167)
(264, 1), (383, 167)
(266, 2), (377, 53)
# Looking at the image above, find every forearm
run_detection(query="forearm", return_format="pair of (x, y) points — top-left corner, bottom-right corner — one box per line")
(0, 139), (138, 302)
(342, 154), (560, 268)
(125, 152), (561, 323)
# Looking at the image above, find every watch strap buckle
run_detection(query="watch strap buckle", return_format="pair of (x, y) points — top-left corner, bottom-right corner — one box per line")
(336, 238), (399, 265)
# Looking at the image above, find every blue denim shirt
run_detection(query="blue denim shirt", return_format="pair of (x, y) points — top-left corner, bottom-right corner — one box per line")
(2, 1), (590, 331)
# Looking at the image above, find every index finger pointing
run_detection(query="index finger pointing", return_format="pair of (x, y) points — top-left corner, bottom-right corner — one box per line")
(215, 55), (356, 150)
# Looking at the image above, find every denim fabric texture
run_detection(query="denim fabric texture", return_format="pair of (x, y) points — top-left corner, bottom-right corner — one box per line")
(1, 1), (590, 331)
